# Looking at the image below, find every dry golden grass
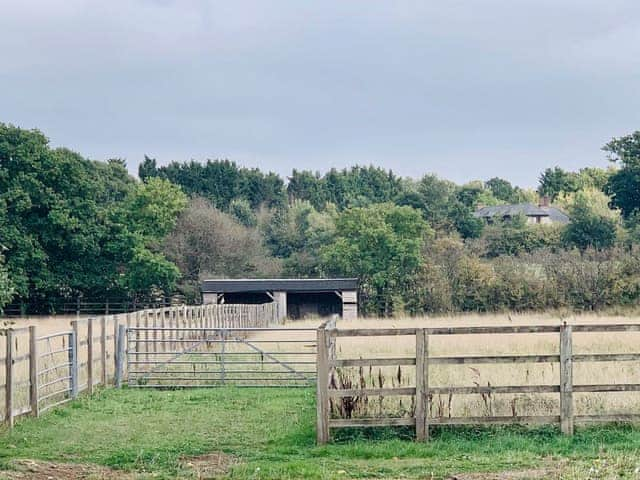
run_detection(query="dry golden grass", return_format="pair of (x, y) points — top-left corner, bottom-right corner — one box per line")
(1, 314), (120, 419)
(5, 310), (640, 423)
(290, 311), (640, 420)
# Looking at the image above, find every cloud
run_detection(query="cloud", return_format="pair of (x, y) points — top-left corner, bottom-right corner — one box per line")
(1, 0), (639, 186)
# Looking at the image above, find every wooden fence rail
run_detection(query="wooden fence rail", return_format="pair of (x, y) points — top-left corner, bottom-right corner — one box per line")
(1, 302), (278, 428)
(316, 323), (640, 444)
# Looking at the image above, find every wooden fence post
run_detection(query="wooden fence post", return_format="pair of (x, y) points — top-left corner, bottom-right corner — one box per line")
(560, 324), (573, 435)
(29, 325), (39, 417)
(70, 321), (79, 399)
(87, 318), (94, 395)
(5, 329), (14, 428)
(113, 315), (119, 382)
(316, 324), (330, 444)
(100, 316), (107, 385)
(115, 325), (126, 388)
(415, 328), (429, 441)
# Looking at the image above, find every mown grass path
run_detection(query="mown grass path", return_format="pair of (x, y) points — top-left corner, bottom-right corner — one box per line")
(2, 387), (640, 478)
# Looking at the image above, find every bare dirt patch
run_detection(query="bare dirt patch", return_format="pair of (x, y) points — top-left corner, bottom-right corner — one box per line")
(0, 459), (137, 480)
(446, 468), (560, 480)
(180, 452), (238, 479)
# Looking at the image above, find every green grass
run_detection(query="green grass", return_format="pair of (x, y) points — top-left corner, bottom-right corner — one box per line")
(2, 387), (640, 479)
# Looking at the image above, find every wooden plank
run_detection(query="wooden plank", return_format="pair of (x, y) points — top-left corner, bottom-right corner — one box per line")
(572, 324), (640, 333)
(575, 414), (640, 423)
(87, 319), (94, 394)
(560, 324), (573, 435)
(5, 329), (14, 427)
(573, 353), (640, 362)
(332, 325), (561, 338)
(333, 328), (417, 337)
(329, 417), (415, 428)
(428, 326), (561, 335)
(331, 358), (416, 367)
(429, 385), (560, 394)
(415, 328), (428, 441)
(29, 326), (39, 417)
(573, 384), (640, 392)
(316, 326), (330, 444)
(429, 415), (560, 425)
(328, 387), (416, 397)
(430, 355), (560, 364)
(341, 290), (357, 303)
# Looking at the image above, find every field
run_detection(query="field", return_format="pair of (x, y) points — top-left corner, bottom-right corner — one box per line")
(303, 311), (640, 421)
(3, 310), (640, 478)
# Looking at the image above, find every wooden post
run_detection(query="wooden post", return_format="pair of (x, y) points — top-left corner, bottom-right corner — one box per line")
(113, 315), (119, 380)
(29, 326), (39, 417)
(415, 328), (429, 441)
(152, 309), (158, 357)
(560, 324), (573, 435)
(115, 325), (126, 388)
(100, 316), (107, 385)
(70, 321), (79, 399)
(135, 310), (141, 362)
(87, 318), (94, 395)
(316, 325), (330, 444)
(144, 310), (150, 364)
(5, 329), (14, 428)
(161, 310), (166, 353)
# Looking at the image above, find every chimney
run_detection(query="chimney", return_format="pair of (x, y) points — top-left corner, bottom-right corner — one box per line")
(539, 195), (550, 207)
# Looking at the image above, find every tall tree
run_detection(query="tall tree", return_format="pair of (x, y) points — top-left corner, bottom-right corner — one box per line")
(0, 124), (182, 307)
(561, 189), (619, 250)
(140, 158), (286, 210)
(321, 203), (431, 315)
(538, 167), (579, 200)
(163, 198), (281, 299)
(604, 131), (640, 218)
(0, 253), (13, 310)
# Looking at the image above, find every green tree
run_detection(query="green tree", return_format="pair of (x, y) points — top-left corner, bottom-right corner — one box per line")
(485, 177), (532, 203)
(125, 177), (188, 240)
(0, 253), (14, 310)
(320, 204), (431, 315)
(0, 124), (183, 307)
(562, 194), (618, 250)
(229, 198), (257, 227)
(456, 181), (499, 208)
(538, 167), (579, 200)
(604, 131), (640, 218)
(140, 158), (286, 210)
(485, 177), (517, 203)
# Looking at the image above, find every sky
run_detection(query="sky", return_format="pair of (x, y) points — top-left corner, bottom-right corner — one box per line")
(1, 1), (640, 188)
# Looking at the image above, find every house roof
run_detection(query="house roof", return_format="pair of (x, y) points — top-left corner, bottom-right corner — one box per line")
(474, 203), (570, 224)
(201, 278), (359, 293)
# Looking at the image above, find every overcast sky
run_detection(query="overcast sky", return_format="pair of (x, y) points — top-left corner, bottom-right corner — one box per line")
(2, 1), (639, 187)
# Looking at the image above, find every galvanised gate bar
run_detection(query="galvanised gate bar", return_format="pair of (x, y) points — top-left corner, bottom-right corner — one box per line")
(125, 326), (320, 388)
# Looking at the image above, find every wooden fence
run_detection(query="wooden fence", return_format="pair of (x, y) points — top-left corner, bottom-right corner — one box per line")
(1, 302), (279, 428)
(316, 323), (640, 444)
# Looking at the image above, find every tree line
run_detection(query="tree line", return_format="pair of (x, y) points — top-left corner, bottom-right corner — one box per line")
(2, 123), (640, 315)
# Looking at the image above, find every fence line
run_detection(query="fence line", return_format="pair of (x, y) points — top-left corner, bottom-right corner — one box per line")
(316, 323), (640, 444)
(1, 302), (279, 428)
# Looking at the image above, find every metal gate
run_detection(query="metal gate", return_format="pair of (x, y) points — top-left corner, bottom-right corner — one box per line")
(125, 326), (317, 387)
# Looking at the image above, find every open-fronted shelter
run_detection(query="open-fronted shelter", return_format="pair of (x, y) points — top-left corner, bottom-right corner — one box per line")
(201, 278), (358, 320)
